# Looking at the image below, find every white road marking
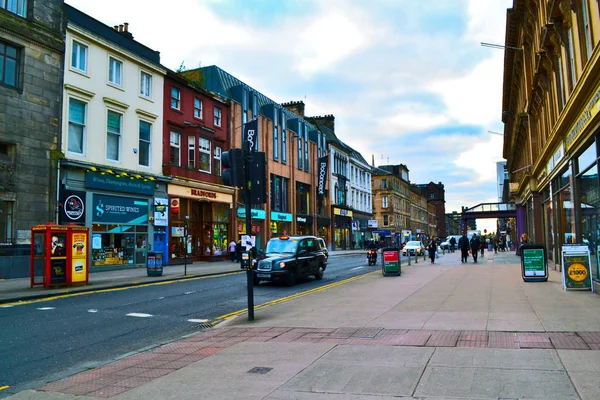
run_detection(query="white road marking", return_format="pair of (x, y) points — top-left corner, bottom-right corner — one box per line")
(126, 313), (153, 318)
(88, 309), (98, 313)
(36, 307), (55, 310)
(184, 291), (195, 295)
(188, 319), (208, 323)
(351, 267), (364, 271)
(158, 297), (165, 300)
(1, 305), (14, 308)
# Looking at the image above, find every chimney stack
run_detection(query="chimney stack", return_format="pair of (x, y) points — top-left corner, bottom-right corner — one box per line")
(281, 101), (305, 118)
(124, 22), (129, 32)
(119, 24), (123, 32)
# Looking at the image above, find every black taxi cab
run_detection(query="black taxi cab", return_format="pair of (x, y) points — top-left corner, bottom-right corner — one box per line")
(253, 235), (327, 286)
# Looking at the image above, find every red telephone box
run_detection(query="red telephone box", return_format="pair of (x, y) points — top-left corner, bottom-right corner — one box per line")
(30, 222), (90, 288)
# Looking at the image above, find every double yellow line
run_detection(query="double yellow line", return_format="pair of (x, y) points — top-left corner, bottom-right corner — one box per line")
(214, 271), (376, 322)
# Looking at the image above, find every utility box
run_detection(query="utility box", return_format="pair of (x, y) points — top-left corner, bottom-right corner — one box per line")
(147, 251), (164, 276)
(30, 222), (89, 288)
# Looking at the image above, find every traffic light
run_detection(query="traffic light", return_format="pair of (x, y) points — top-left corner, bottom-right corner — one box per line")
(221, 148), (245, 187)
(248, 152), (267, 204)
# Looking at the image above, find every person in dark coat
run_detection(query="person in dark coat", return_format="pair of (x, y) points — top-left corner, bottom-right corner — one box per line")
(470, 234), (481, 263)
(458, 232), (470, 263)
(428, 238), (437, 263)
(449, 236), (457, 253)
(235, 240), (242, 263)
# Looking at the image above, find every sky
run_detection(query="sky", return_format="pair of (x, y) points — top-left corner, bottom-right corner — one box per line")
(66, 0), (513, 234)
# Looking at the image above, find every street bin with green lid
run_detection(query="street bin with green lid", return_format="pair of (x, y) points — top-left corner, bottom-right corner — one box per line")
(382, 246), (401, 276)
(147, 251), (164, 276)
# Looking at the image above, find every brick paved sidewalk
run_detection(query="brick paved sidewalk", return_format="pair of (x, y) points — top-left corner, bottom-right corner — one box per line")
(38, 326), (600, 398)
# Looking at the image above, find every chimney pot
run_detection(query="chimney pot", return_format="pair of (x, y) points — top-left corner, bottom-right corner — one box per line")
(114, 25), (119, 30)
(119, 24), (124, 32)
(124, 22), (129, 32)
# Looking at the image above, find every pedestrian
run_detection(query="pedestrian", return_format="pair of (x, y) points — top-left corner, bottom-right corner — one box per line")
(470, 234), (481, 263)
(228, 240), (237, 262)
(428, 237), (437, 263)
(493, 236), (498, 254)
(236, 240), (242, 263)
(458, 232), (470, 263)
(479, 234), (486, 258)
(518, 233), (530, 256)
(449, 236), (456, 253)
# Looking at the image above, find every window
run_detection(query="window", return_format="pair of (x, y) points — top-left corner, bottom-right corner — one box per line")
(170, 132), (181, 166)
(304, 126), (309, 172)
(106, 111), (122, 161)
(381, 179), (387, 189)
(108, 57), (123, 86)
(581, 0), (593, 60)
(140, 71), (152, 98)
(199, 138), (211, 173)
(0, 41), (19, 88)
(68, 98), (86, 154)
(139, 120), (151, 167)
(281, 110), (287, 164)
(567, 28), (577, 89)
(297, 129), (303, 170)
(273, 110), (279, 160)
(214, 106), (221, 127)
(271, 174), (289, 212)
(171, 87), (180, 109)
(188, 136), (196, 169)
(71, 41), (87, 73)
(1, 0), (26, 17)
(214, 147), (222, 176)
(383, 215), (389, 226)
(194, 98), (202, 119)
(0, 201), (13, 245)
(382, 196), (388, 208)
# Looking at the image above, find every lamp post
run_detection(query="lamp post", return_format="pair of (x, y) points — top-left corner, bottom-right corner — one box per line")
(184, 215), (189, 276)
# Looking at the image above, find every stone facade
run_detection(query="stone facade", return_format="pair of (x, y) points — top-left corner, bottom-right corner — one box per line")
(0, 1), (65, 257)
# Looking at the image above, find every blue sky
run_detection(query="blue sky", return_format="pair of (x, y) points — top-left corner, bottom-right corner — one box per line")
(66, 0), (513, 233)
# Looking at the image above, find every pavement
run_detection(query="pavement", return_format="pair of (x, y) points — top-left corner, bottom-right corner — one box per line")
(3, 249), (600, 399)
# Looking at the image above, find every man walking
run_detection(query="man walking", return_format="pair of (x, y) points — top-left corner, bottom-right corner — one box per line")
(470, 234), (481, 263)
(449, 236), (456, 253)
(458, 232), (470, 263)
(228, 240), (237, 262)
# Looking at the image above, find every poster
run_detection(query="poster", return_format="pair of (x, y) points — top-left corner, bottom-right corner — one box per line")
(562, 245), (592, 290)
(72, 233), (87, 257)
(522, 248), (545, 277)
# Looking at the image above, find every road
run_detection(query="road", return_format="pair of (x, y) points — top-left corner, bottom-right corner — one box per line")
(0, 252), (373, 397)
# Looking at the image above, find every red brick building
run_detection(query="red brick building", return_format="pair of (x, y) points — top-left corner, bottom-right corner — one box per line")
(412, 182), (447, 238)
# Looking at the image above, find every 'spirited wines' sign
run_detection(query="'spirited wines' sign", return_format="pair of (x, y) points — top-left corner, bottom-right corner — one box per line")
(92, 194), (149, 224)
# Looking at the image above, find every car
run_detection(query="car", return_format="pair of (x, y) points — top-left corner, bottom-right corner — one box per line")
(439, 239), (450, 251)
(253, 235), (327, 286)
(402, 240), (424, 256)
(316, 238), (328, 265)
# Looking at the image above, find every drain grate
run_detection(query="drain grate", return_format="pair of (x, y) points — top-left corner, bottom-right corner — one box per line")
(192, 322), (214, 330)
(247, 367), (273, 374)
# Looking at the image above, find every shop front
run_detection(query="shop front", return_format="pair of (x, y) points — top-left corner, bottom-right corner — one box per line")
(168, 183), (233, 262)
(237, 207), (266, 250)
(332, 207), (352, 250)
(316, 215), (330, 247)
(352, 213), (373, 249)
(59, 167), (166, 271)
(296, 214), (313, 236)
(270, 211), (292, 238)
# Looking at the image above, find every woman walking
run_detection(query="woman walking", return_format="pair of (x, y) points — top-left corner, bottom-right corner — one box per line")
(428, 237), (437, 264)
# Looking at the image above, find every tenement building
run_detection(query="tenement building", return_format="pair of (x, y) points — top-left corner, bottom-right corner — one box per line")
(502, 0), (600, 288)
(0, 0), (65, 278)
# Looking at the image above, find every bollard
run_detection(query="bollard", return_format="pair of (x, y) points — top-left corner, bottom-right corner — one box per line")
(407, 250), (411, 265)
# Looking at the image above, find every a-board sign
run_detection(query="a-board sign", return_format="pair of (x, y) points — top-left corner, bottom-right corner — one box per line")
(382, 247), (400, 276)
(561, 244), (592, 291)
(520, 245), (548, 282)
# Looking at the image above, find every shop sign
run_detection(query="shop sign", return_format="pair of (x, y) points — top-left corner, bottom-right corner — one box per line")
(333, 207), (353, 217)
(566, 87), (600, 150)
(237, 208), (266, 219)
(60, 190), (86, 225)
(352, 221), (359, 231)
(168, 184), (233, 204)
(154, 198), (168, 226)
(561, 244), (592, 290)
(368, 219), (378, 228)
(92, 194), (148, 224)
(271, 211), (292, 222)
(170, 198), (180, 213)
(85, 171), (154, 195)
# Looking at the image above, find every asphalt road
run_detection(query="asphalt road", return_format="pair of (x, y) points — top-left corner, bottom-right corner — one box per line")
(0, 252), (374, 397)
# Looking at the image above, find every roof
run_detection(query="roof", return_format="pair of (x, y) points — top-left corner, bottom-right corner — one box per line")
(310, 121), (369, 166)
(65, 3), (161, 65)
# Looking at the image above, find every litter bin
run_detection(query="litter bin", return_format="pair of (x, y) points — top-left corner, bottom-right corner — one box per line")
(147, 251), (163, 276)
(382, 246), (401, 276)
